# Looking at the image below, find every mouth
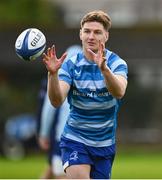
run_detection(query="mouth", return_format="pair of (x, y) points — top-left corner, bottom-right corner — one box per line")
(87, 42), (96, 47)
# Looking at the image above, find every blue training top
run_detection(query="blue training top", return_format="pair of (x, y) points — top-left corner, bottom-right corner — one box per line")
(58, 49), (128, 147)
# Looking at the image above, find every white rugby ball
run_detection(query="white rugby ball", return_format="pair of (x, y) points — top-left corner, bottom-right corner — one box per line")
(15, 28), (46, 61)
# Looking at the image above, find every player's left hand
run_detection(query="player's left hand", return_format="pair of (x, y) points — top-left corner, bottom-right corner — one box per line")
(87, 41), (106, 70)
(38, 137), (50, 151)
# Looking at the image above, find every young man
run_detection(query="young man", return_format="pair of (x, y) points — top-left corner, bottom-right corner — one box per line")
(43, 10), (128, 179)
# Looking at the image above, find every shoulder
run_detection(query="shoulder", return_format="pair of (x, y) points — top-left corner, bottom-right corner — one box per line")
(105, 49), (128, 78)
(64, 52), (83, 64)
(105, 49), (127, 66)
(58, 52), (84, 83)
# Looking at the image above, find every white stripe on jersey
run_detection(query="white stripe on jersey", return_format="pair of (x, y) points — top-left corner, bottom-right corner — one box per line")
(114, 71), (127, 78)
(111, 59), (127, 72)
(64, 133), (115, 147)
(58, 69), (71, 78)
(71, 98), (116, 110)
(74, 80), (106, 89)
(68, 118), (114, 129)
(70, 55), (78, 64)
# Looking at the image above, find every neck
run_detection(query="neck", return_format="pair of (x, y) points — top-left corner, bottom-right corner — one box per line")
(83, 48), (97, 61)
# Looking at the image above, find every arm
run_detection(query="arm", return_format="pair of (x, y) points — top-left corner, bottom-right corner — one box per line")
(87, 42), (127, 99)
(38, 93), (56, 150)
(43, 45), (70, 107)
(47, 72), (70, 107)
(100, 65), (127, 99)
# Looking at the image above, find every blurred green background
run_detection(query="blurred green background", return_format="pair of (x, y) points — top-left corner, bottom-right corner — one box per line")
(0, 148), (162, 179)
(0, 0), (162, 179)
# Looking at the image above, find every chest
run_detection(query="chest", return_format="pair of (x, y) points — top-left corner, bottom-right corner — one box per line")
(72, 65), (105, 91)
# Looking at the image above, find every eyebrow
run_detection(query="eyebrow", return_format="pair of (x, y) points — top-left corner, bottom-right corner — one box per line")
(83, 28), (102, 32)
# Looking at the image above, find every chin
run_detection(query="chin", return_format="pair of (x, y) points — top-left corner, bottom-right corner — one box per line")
(91, 49), (98, 53)
(88, 47), (97, 52)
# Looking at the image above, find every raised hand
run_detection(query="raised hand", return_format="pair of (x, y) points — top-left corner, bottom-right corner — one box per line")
(87, 41), (106, 70)
(43, 45), (67, 75)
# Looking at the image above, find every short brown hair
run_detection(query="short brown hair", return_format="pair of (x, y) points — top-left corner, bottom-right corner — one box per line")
(80, 10), (112, 31)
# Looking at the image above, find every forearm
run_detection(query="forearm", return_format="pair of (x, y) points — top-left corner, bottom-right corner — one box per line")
(101, 64), (127, 99)
(47, 72), (64, 107)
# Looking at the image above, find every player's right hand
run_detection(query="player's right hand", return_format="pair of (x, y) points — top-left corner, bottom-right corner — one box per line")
(43, 45), (67, 75)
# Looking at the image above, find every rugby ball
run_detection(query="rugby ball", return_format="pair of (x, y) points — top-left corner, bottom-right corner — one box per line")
(15, 28), (46, 61)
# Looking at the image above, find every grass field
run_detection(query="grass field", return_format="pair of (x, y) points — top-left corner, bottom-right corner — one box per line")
(112, 146), (162, 179)
(0, 153), (45, 179)
(0, 146), (162, 179)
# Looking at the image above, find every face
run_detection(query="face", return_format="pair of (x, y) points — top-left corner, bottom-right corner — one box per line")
(80, 21), (109, 53)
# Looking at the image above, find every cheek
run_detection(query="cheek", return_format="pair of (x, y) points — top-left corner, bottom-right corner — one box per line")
(80, 35), (87, 42)
(80, 33), (86, 41)
(79, 33), (82, 41)
(80, 36), (82, 41)
(101, 36), (108, 43)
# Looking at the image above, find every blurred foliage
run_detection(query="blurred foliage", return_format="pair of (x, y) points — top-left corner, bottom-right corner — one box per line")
(0, 81), (38, 122)
(0, 0), (64, 29)
(0, 68), (44, 122)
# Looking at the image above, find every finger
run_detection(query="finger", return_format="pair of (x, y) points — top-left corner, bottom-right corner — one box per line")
(47, 47), (51, 57)
(100, 43), (106, 61)
(42, 55), (50, 66)
(49, 47), (53, 57)
(98, 41), (103, 55)
(101, 43), (104, 52)
(52, 45), (56, 57)
(42, 58), (48, 66)
(42, 60), (50, 72)
(87, 48), (96, 57)
(49, 45), (55, 57)
(42, 53), (49, 61)
(42, 52), (47, 59)
(59, 52), (67, 63)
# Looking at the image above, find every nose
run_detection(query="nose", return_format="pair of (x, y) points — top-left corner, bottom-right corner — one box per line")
(89, 32), (95, 39)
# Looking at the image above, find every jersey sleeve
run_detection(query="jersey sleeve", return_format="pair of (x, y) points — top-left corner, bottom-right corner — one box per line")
(39, 93), (56, 138)
(107, 52), (128, 79)
(58, 57), (75, 85)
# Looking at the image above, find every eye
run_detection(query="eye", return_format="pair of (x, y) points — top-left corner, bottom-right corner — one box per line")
(95, 31), (102, 35)
(83, 28), (90, 34)
(84, 29), (90, 33)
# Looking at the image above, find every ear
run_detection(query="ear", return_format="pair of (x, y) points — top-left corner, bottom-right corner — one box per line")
(79, 29), (82, 40)
(105, 31), (109, 42)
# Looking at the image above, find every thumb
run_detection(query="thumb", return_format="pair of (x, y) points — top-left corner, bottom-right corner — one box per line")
(59, 52), (67, 63)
